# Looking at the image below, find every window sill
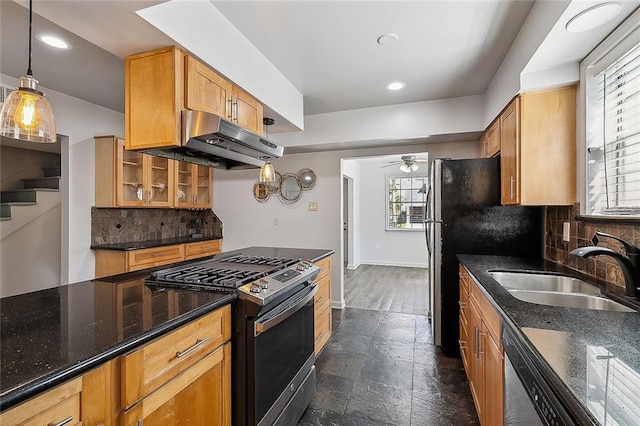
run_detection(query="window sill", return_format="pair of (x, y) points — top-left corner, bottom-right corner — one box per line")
(385, 228), (424, 232)
(576, 214), (640, 224)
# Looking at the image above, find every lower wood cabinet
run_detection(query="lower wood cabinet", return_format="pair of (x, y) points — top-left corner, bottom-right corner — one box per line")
(94, 239), (222, 278)
(314, 256), (333, 355)
(0, 361), (119, 426)
(459, 265), (504, 426)
(0, 306), (231, 426)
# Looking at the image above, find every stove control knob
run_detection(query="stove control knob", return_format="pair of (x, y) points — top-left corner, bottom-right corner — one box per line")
(259, 279), (269, 289)
(250, 285), (261, 294)
(297, 264), (305, 271)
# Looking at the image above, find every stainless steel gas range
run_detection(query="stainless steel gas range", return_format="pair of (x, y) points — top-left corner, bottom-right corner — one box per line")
(147, 253), (320, 426)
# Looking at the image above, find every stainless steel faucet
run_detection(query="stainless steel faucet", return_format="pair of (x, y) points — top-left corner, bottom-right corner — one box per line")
(571, 231), (640, 298)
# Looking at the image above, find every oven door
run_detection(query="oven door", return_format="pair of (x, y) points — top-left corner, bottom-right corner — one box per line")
(247, 283), (317, 426)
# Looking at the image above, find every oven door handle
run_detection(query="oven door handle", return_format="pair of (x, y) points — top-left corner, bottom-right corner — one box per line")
(254, 284), (318, 337)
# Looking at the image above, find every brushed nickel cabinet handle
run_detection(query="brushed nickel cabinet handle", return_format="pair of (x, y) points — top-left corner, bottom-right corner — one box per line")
(48, 417), (73, 426)
(509, 176), (515, 200)
(176, 337), (211, 358)
(458, 340), (466, 349)
(316, 331), (324, 340)
(458, 301), (466, 308)
(482, 140), (487, 157)
(317, 296), (325, 303)
(227, 99), (233, 120)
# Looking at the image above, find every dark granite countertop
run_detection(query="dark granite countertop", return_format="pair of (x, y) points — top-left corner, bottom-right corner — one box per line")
(457, 255), (640, 426)
(90, 235), (222, 251)
(0, 246), (333, 412)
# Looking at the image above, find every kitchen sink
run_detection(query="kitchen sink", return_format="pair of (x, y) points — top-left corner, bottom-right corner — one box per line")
(489, 271), (601, 295)
(507, 289), (636, 312)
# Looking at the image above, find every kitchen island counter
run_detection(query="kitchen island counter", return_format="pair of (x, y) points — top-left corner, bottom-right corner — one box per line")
(458, 255), (640, 426)
(0, 246), (333, 412)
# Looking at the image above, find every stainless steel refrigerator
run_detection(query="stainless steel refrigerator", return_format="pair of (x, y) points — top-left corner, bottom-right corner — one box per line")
(426, 158), (543, 357)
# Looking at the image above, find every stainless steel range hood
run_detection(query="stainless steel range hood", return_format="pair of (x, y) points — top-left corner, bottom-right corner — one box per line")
(142, 110), (284, 170)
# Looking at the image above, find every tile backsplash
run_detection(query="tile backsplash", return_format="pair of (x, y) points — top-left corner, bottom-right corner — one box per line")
(545, 203), (640, 290)
(91, 207), (223, 246)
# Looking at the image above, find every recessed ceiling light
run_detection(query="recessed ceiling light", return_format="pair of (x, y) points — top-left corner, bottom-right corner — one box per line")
(377, 33), (399, 46)
(387, 81), (406, 91)
(37, 34), (71, 49)
(565, 2), (622, 33)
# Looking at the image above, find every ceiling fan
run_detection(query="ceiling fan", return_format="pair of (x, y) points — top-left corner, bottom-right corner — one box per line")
(381, 155), (428, 173)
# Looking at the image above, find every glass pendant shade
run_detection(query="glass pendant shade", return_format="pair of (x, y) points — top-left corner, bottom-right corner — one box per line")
(259, 161), (276, 184)
(0, 75), (56, 143)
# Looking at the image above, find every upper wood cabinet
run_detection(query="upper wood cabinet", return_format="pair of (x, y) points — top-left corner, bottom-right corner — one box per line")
(480, 119), (500, 158)
(499, 85), (576, 206)
(175, 162), (212, 209)
(95, 136), (174, 208)
(125, 46), (264, 151)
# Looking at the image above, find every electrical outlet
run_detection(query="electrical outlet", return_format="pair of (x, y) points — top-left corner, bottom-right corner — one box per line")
(308, 202), (318, 211)
(562, 222), (570, 242)
(375, 242), (380, 249)
(274, 217), (280, 226)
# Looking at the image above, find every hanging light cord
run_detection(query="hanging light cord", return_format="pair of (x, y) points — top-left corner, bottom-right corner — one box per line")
(27, 0), (33, 76)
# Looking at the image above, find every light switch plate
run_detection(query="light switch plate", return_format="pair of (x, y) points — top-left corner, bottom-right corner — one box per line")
(308, 202), (318, 211)
(562, 222), (570, 242)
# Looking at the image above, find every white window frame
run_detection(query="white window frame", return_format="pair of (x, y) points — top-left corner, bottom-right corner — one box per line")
(385, 173), (427, 231)
(580, 9), (640, 218)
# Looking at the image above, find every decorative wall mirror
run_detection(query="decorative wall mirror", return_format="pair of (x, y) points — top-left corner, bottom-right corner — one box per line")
(278, 174), (303, 204)
(298, 168), (316, 190)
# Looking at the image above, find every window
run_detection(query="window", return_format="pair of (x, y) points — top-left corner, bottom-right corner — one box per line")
(386, 174), (427, 230)
(585, 12), (640, 216)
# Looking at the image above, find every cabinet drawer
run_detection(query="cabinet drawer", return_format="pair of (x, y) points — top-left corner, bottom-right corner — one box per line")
(0, 377), (82, 425)
(314, 274), (331, 318)
(314, 306), (331, 355)
(314, 256), (332, 281)
(121, 305), (231, 409)
(126, 244), (185, 270)
(185, 239), (222, 260)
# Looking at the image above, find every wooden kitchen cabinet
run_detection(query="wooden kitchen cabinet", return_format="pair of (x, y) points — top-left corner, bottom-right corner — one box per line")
(175, 161), (212, 208)
(94, 239), (223, 278)
(95, 135), (174, 208)
(499, 86), (576, 205)
(477, 119), (500, 158)
(314, 256), (333, 355)
(459, 265), (504, 426)
(121, 306), (231, 425)
(0, 361), (119, 426)
(125, 46), (264, 152)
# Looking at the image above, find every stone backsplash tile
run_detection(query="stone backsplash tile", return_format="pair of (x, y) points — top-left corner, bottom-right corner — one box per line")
(91, 208), (223, 246)
(545, 203), (640, 290)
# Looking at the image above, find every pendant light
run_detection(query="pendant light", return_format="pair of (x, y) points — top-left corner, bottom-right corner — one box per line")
(0, 0), (56, 143)
(259, 118), (276, 185)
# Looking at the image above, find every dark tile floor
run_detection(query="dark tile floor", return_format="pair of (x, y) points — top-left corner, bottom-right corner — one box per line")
(298, 308), (479, 426)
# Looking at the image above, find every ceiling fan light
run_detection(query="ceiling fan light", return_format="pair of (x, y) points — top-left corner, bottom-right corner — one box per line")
(400, 164), (411, 173)
(0, 75), (56, 143)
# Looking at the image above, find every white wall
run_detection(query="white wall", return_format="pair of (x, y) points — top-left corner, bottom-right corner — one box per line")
(213, 141), (476, 308)
(341, 160), (360, 268)
(357, 160), (427, 268)
(0, 74), (124, 291)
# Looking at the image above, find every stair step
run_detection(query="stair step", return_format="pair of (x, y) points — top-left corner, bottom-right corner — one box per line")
(42, 166), (61, 178)
(0, 190), (38, 205)
(22, 177), (60, 190)
(0, 205), (11, 220)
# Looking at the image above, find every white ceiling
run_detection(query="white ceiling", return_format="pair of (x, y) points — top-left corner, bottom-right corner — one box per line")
(1, 1), (638, 143)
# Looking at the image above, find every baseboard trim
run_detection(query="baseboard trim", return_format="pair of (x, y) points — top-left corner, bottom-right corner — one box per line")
(359, 260), (428, 268)
(331, 299), (346, 309)
(346, 262), (360, 270)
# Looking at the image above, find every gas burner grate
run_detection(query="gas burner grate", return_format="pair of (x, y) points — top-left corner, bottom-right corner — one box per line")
(151, 265), (263, 288)
(221, 255), (297, 267)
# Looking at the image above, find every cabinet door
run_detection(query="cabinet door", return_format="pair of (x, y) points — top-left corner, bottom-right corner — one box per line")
(126, 47), (183, 150)
(483, 330), (504, 426)
(122, 343), (231, 426)
(485, 120), (500, 158)
(144, 155), (173, 207)
(194, 164), (212, 208)
(175, 161), (195, 208)
(186, 56), (232, 120)
(116, 138), (145, 207)
(500, 98), (520, 205)
(468, 300), (484, 422)
(232, 86), (264, 135)
(459, 281), (471, 374)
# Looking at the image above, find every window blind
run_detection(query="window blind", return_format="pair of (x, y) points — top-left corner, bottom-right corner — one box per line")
(587, 42), (640, 215)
